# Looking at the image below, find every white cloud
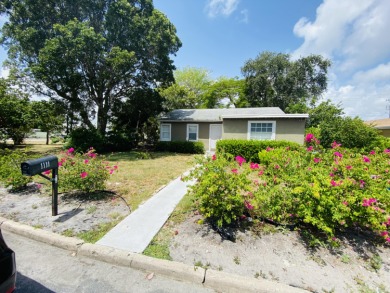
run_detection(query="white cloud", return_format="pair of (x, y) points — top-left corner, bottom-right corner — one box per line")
(293, 0), (390, 120)
(205, 0), (240, 18)
(324, 77), (390, 120)
(353, 62), (390, 83)
(239, 9), (249, 23)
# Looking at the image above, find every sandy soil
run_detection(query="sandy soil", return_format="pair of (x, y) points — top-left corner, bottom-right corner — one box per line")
(169, 214), (390, 293)
(1, 185), (389, 293)
(0, 184), (130, 234)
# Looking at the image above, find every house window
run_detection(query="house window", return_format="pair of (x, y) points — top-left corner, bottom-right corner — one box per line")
(160, 124), (171, 141)
(248, 121), (276, 140)
(187, 124), (199, 141)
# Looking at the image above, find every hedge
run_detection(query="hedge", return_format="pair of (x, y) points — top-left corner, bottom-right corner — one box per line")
(216, 139), (301, 163)
(155, 141), (205, 154)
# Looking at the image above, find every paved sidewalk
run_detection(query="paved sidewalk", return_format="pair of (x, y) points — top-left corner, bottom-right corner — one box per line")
(97, 172), (195, 253)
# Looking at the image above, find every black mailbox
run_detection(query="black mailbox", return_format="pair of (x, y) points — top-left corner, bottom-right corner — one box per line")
(21, 155), (58, 176)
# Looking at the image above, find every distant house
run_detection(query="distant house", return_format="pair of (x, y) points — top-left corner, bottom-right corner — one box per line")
(365, 118), (390, 137)
(159, 107), (309, 151)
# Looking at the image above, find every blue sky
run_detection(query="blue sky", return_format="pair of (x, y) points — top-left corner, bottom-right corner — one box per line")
(2, 0), (390, 120)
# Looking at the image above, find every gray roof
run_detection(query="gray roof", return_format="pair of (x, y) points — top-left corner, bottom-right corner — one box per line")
(160, 107), (308, 122)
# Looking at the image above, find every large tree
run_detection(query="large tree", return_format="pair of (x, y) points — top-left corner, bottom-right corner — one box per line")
(242, 51), (331, 112)
(203, 77), (246, 108)
(30, 100), (65, 145)
(159, 67), (211, 110)
(0, 0), (181, 136)
(0, 78), (32, 144)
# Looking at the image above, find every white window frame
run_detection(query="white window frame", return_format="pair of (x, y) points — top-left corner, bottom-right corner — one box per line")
(160, 123), (171, 141)
(247, 121), (276, 140)
(187, 124), (199, 142)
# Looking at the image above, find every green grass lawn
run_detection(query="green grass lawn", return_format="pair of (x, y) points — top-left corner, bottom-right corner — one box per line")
(7, 141), (197, 210)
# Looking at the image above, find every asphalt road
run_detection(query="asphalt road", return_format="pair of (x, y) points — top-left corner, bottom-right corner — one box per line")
(3, 231), (214, 293)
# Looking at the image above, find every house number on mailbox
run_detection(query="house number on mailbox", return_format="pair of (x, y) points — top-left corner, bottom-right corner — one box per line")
(41, 161), (51, 169)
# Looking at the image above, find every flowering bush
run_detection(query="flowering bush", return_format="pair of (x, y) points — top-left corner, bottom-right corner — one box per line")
(55, 147), (117, 193)
(0, 148), (37, 189)
(186, 135), (390, 243)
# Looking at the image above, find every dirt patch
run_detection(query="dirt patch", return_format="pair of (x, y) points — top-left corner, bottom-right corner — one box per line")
(0, 184), (130, 234)
(169, 214), (390, 293)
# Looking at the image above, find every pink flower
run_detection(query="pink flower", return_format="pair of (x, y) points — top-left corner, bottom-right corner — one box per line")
(67, 147), (75, 154)
(244, 200), (254, 210)
(80, 172), (88, 179)
(346, 165), (352, 170)
(330, 180), (339, 187)
(212, 154), (216, 161)
(359, 180), (365, 188)
(363, 156), (371, 163)
(109, 169), (114, 174)
(258, 170), (264, 176)
(84, 159), (89, 164)
(266, 147), (273, 152)
(362, 198), (377, 207)
(307, 167), (312, 171)
(250, 162), (259, 170)
(331, 141), (341, 148)
(36, 183), (42, 189)
(307, 146), (314, 152)
(274, 164), (280, 169)
(342, 201), (348, 206)
(231, 169), (238, 174)
(235, 156), (246, 166)
(305, 133), (314, 143)
(334, 152), (343, 158)
(386, 237), (390, 243)
(370, 150), (376, 155)
(43, 170), (51, 175)
(113, 165), (118, 170)
(329, 173), (335, 177)
(313, 157), (321, 163)
(380, 231), (389, 237)
(58, 162), (63, 167)
(88, 153), (97, 158)
(384, 149), (390, 154)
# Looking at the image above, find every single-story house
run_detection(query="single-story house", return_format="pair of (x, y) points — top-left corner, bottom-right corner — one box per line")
(365, 118), (390, 137)
(159, 107), (309, 151)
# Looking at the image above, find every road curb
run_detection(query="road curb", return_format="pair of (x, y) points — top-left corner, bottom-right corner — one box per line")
(0, 216), (83, 252)
(1, 217), (308, 292)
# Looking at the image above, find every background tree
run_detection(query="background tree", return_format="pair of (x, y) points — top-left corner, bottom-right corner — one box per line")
(30, 100), (65, 145)
(203, 77), (246, 108)
(159, 67), (211, 110)
(0, 78), (32, 144)
(242, 51), (331, 112)
(0, 0), (181, 138)
(307, 100), (344, 128)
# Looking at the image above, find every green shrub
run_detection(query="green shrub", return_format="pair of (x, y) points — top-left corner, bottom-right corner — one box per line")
(64, 128), (105, 153)
(183, 155), (251, 227)
(186, 144), (390, 242)
(0, 148), (37, 189)
(155, 141), (204, 154)
(319, 117), (379, 150)
(216, 139), (301, 163)
(105, 131), (136, 152)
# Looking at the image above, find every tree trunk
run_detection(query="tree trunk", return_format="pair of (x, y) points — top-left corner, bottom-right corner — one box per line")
(46, 131), (50, 145)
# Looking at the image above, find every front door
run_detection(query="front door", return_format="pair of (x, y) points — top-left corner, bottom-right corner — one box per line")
(209, 124), (222, 151)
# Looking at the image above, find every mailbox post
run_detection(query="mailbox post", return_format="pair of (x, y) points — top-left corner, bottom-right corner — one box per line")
(21, 155), (59, 216)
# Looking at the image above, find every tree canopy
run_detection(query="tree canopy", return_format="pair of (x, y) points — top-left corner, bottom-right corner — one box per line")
(0, 0), (181, 136)
(0, 78), (32, 144)
(159, 67), (211, 110)
(241, 51), (331, 112)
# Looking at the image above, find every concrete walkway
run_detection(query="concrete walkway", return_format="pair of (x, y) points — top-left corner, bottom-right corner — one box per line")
(96, 172), (195, 253)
